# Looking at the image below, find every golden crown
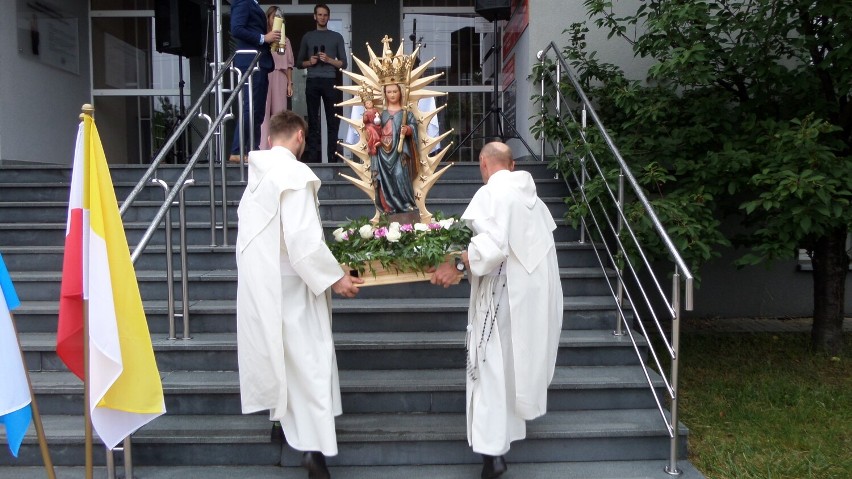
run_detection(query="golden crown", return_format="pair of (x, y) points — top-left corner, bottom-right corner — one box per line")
(357, 84), (376, 104)
(370, 36), (416, 86)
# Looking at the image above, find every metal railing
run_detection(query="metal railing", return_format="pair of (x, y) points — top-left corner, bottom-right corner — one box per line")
(119, 49), (261, 330)
(535, 42), (694, 476)
(108, 49), (262, 477)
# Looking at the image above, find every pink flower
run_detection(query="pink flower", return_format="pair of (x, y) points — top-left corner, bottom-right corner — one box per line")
(400, 223), (413, 232)
(428, 223), (441, 230)
(374, 227), (388, 238)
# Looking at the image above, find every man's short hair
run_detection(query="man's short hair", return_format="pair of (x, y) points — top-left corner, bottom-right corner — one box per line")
(480, 141), (513, 165)
(314, 3), (330, 14)
(269, 111), (307, 141)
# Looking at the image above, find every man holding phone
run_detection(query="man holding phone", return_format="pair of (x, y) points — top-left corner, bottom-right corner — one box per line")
(297, 3), (347, 163)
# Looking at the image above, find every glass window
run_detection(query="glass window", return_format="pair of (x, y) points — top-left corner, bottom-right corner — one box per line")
(403, 14), (481, 86)
(92, 17), (152, 89)
(91, 0), (154, 9)
(91, 11), (192, 164)
(403, 12), (499, 161)
(403, 0), (475, 6)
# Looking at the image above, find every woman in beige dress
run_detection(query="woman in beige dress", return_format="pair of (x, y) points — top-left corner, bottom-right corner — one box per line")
(259, 6), (295, 150)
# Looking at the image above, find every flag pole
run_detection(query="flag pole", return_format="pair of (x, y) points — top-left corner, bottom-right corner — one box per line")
(9, 311), (56, 479)
(80, 104), (94, 479)
(83, 300), (92, 479)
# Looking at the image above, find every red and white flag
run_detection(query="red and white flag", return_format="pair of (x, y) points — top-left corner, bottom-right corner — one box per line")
(57, 114), (165, 449)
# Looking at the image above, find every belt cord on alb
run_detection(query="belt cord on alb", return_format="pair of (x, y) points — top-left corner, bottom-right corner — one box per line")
(466, 262), (505, 382)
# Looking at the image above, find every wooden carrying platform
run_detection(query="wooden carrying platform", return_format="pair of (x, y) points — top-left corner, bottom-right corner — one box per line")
(342, 260), (462, 287)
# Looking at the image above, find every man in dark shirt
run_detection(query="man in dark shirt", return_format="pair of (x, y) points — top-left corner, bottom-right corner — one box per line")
(296, 4), (347, 163)
(229, 0), (280, 163)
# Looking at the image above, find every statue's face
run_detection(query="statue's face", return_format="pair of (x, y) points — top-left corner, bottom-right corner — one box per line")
(385, 84), (401, 104)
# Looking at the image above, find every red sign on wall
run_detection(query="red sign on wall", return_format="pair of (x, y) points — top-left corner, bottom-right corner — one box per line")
(502, 53), (515, 91)
(502, 0), (529, 60)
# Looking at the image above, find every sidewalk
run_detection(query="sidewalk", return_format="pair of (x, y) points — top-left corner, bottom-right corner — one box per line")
(680, 317), (852, 333)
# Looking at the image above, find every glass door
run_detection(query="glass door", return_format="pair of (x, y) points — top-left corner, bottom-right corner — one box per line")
(260, 4), (351, 162)
(91, 5), (194, 164)
(402, 7), (497, 162)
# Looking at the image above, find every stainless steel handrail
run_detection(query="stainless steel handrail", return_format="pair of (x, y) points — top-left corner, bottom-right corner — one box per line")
(536, 41), (694, 476)
(118, 51), (238, 218)
(128, 51), (260, 265)
(150, 178), (176, 339)
(175, 178), (195, 339)
(120, 49), (260, 340)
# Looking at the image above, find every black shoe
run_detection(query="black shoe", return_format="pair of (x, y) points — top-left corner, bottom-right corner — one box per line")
(301, 451), (330, 479)
(481, 454), (507, 479)
(270, 421), (284, 444)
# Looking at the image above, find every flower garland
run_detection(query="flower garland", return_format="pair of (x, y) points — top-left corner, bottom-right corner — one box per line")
(328, 213), (472, 276)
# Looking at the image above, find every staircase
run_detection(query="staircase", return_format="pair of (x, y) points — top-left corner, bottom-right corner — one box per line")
(0, 161), (704, 478)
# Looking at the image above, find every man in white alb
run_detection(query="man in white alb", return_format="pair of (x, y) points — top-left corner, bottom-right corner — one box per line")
(236, 110), (362, 479)
(431, 141), (564, 479)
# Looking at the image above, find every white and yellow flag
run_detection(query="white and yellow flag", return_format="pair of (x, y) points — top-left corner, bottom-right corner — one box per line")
(56, 113), (165, 449)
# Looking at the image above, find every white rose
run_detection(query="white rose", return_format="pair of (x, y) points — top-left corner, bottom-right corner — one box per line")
(438, 218), (454, 229)
(359, 224), (375, 239)
(414, 223), (429, 232)
(386, 229), (402, 242)
(332, 227), (346, 242)
(389, 222), (401, 232)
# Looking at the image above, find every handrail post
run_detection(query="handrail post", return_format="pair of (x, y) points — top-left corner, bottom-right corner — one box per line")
(538, 51), (546, 162)
(234, 49), (260, 183)
(177, 179), (195, 339)
(123, 437), (133, 479)
(555, 59), (562, 161)
(150, 179), (176, 339)
(247, 65), (256, 175)
(198, 112), (217, 246)
(614, 167), (626, 336)
(221, 65), (241, 247)
(232, 63), (245, 161)
(219, 143), (230, 247)
(105, 446), (114, 479)
(578, 105), (587, 244)
(104, 437), (132, 479)
(666, 269), (683, 476)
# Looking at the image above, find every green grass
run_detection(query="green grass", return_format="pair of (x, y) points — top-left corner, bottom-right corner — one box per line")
(677, 332), (851, 479)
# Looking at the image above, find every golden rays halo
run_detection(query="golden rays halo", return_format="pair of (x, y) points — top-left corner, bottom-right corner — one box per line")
(335, 35), (455, 224)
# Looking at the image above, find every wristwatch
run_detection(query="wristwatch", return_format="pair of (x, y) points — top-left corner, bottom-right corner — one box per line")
(454, 255), (466, 272)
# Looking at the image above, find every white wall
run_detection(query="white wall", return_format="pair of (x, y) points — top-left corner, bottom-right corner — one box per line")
(507, 0), (654, 159)
(0, 0), (91, 165)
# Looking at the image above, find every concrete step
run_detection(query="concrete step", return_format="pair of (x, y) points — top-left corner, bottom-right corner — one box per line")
(1, 409), (688, 466)
(0, 177), (570, 203)
(13, 295), (629, 334)
(0, 221), (236, 247)
(0, 181), (247, 203)
(8, 267), (614, 301)
(0, 241), (602, 273)
(0, 219), (584, 247)
(0, 244), (239, 272)
(0, 460), (706, 479)
(0, 161), (557, 184)
(30, 365), (665, 415)
(21, 330), (647, 372)
(0, 195), (570, 224)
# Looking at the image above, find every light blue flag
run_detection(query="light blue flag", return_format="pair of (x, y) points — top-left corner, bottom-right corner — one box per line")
(0, 252), (32, 457)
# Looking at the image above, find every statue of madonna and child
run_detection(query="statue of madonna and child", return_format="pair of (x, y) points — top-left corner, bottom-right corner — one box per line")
(334, 35), (455, 225)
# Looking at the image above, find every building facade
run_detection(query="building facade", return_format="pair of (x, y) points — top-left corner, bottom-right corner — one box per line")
(0, 0), (645, 166)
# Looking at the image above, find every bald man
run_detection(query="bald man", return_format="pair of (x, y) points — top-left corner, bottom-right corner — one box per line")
(431, 142), (563, 479)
